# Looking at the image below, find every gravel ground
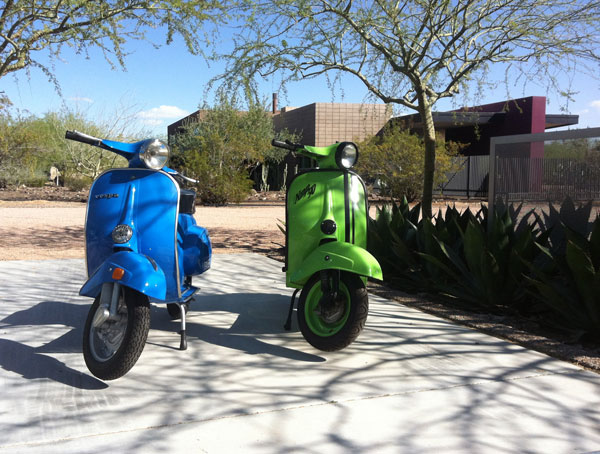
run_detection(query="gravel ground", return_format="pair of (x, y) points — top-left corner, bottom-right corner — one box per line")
(1, 194), (598, 372)
(0, 200), (286, 261)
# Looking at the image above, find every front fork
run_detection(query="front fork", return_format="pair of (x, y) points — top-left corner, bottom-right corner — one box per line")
(92, 282), (121, 328)
(319, 269), (340, 303)
(92, 281), (189, 351)
(283, 269), (341, 331)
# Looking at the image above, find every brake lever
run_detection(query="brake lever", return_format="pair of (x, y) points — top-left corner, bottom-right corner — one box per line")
(178, 173), (198, 184)
(169, 170), (198, 184)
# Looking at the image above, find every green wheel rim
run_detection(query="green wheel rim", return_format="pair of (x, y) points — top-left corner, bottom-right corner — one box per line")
(304, 280), (351, 337)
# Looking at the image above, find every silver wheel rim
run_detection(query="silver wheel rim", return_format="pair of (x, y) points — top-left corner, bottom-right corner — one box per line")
(89, 293), (128, 362)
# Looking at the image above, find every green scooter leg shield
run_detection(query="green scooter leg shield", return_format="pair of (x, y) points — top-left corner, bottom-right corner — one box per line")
(272, 138), (383, 352)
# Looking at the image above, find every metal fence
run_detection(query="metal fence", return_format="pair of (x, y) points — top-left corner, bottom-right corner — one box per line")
(437, 155), (489, 198)
(488, 127), (600, 224)
(494, 156), (600, 202)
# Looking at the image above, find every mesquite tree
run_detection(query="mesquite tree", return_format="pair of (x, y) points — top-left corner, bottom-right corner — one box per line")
(0, 0), (225, 85)
(212, 0), (600, 217)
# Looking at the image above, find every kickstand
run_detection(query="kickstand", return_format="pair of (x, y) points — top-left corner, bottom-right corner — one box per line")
(179, 303), (187, 351)
(284, 289), (300, 331)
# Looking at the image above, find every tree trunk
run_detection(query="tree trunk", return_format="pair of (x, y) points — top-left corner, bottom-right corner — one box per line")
(418, 96), (437, 219)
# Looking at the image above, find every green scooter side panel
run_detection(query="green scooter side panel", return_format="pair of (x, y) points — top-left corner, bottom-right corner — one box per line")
(286, 169), (373, 287)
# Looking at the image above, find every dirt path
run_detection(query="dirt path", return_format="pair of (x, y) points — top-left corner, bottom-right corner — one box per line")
(0, 201), (285, 261)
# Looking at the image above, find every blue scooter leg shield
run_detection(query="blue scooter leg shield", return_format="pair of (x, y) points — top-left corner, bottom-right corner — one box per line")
(85, 168), (182, 300)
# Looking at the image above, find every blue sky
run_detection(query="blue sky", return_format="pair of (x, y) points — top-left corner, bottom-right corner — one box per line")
(2, 30), (600, 138)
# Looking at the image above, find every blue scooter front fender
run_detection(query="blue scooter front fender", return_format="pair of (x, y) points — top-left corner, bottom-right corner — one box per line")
(80, 251), (167, 300)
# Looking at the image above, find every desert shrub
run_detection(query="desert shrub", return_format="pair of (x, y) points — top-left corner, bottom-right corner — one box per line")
(170, 96), (277, 205)
(179, 150), (254, 205)
(524, 218), (600, 342)
(0, 166), (47, 187)
(0, 105), (135, 187)
(64, 175), (93, 192)
(356, 125), (462, 201)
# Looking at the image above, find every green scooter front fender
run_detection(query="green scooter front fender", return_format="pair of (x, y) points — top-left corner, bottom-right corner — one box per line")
(288, 241), (383, 288)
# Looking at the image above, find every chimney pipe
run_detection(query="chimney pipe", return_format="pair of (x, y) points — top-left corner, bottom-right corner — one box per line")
(272, 93), (278, 114)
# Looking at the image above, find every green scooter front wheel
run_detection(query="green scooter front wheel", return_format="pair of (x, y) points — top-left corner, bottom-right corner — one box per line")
(297, 272), (368, 351)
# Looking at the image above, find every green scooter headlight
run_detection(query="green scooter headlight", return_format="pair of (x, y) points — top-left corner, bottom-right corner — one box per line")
(335, 142), (358, 169)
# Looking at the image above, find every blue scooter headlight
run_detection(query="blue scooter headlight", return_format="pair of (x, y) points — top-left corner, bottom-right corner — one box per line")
(112, 224), (133, 244)
(140, 139), (170, 170)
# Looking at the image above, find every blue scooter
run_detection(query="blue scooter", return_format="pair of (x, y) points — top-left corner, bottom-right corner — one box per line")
(65, 130), (212, 380)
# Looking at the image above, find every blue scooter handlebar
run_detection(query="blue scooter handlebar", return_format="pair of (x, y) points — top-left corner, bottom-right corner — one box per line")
(65, 130), (103, 147)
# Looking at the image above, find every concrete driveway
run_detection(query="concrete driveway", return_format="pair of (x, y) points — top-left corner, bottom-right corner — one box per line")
(0, 254), (599, 453)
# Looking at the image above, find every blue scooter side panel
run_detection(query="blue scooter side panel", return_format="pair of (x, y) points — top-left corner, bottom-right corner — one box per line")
(178, 214), (212, 276)
(86, 169), (181, 300)
(80, 251), (167, 299)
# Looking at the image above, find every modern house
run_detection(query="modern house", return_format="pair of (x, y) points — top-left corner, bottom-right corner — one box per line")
(271, 96), (392, 146)
(167, 95), (579, 194)
(168, 94), (392, 146)
(390, 96), (578, 157)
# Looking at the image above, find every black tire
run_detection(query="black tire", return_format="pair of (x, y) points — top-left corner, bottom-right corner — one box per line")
(167, 302), (189, 320)
(297, 272), (368, 351)
(83, 286), (150, 380)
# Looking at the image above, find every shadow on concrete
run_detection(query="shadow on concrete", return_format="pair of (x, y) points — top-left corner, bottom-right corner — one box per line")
(0, 338), (106, 390)
(2, 257), (600, 452)
(0, 300), (106, 389)
(151, 293), (325, 363)
(2, 300), (87, 353)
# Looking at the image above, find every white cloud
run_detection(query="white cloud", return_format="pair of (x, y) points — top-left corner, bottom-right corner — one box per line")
(137, 105), (190, 121)
(589, 100), (600, 110)
(69, 96), (93, 104)
(142, 119), (164, 126)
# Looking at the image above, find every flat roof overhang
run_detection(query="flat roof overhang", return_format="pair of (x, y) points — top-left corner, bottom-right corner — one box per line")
(544, 114), (580, 129)
(391, 112), (578, 130)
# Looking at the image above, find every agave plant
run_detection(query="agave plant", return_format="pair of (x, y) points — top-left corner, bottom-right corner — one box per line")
(540, 197), (594, 254)
(419, 203), (546, 311)
(524, 218), (600, 341)
(368, 197), (425, 288)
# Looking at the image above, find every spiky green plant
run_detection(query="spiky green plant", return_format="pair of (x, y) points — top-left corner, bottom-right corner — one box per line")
(524, 218), (600, 341)
(418, 203), (544, 310)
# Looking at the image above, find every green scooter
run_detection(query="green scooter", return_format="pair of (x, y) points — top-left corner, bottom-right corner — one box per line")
(272, 139), (383, 351)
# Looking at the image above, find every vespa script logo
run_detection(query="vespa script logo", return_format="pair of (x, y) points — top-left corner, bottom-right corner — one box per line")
(295, 183), (316, 204)
(95, 193), (119, 200)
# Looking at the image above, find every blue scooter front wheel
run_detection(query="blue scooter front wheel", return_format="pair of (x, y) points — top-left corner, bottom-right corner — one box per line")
(83, 286), (150, 380)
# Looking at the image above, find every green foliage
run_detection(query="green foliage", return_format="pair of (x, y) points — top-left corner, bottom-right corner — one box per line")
(368, 197), (600, 339)
(524, 219), (600, 341)
(63, 175), (94, 192)
(212, 0), (600, 218)
(256, 128), (302, 192)
(170, 97), (276, 205)
(368, 197), (426, 289)
(0, 1), (226, 82)
(539, 197), (593, 252)
(356, 126), (462, 201)
(427, 204), (544, 310)
(544, 139), (591, 159)
(0, 105), (142, 188)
